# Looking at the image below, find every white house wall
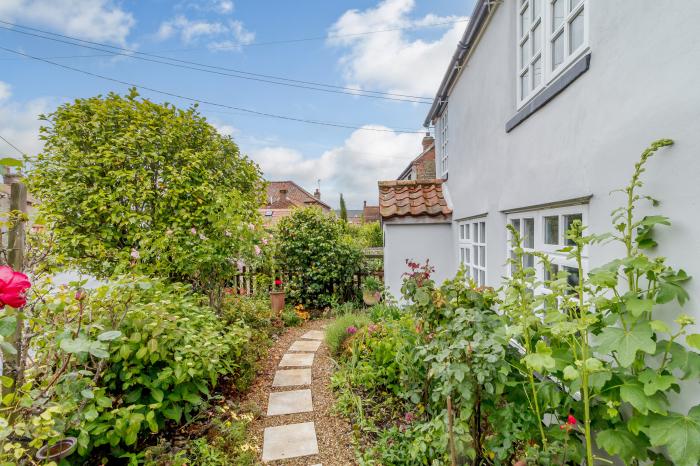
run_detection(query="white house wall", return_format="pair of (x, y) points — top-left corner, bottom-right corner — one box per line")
(440, 1), (700, 409)
(383, 222), (454, 301)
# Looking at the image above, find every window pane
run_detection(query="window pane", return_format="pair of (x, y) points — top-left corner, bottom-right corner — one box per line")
(465, 224), (470, 239)
(544, 216), (559, 245)
(564, 213), (583, 245)
(552, 0), (566, 31)
(524, 218), (535, 248)
(564, 266), (580, 290)
(465, 267), (471, 278)
(465, 248), (470, 264)
(544, 263), (560, 281)
(533, 56), (542, 88)
(524, 253), (534, 269)
(480, 246), (486, 267)
(569, 8), (584, 52)
(480, 222), (486, 243)
(511, 218), (521, 233)
(510, 250), (519, 276)
(521, 4), (530, 33)
(479, 270), (486, 286)
(552, 32), (564, 69)
(473, 245), (479, 265)
(571, 0), (583, 10)
(473, 223), (479, 243)
(521, 70), (529, 99)
(521, 37), (530, 66)
(533, 22), (542, 53)
(460, 248), (465, 263)
(532, 0), (541, 19)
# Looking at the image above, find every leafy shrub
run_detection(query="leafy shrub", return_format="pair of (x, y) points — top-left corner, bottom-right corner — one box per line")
(325, 313), (371, 355)
(280, 307), (302, 327)
(28, 89), (266, 305)
(347, 221), (383, 248)
(276, 207), (362, 308)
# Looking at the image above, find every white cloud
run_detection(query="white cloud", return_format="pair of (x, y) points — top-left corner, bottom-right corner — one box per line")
(328, 0), (468, 97)
(212, 122), (239, 138)
(0, 82), (52, 158)
(249, 126), (422, 208)
(0, 0), (135, 45)
(157, 16), (255, 49)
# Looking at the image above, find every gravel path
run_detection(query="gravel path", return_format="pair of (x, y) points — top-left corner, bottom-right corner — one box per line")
(244, 319), (356, 465)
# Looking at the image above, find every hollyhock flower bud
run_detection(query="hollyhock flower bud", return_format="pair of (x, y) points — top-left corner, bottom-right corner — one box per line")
(74, 289), (86, 301)
(0, 266), (31, 309)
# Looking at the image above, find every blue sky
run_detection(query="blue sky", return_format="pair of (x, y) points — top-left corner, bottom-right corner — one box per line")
(0, 0), (474, 208)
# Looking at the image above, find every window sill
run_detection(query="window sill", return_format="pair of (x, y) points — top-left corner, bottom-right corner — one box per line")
(506, 53), (591, 133)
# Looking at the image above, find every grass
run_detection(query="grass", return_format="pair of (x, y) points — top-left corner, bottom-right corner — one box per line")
(325, 312), (372, 355)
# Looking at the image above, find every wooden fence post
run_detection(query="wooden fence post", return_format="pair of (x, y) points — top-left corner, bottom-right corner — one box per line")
(6, 181), (27, 390)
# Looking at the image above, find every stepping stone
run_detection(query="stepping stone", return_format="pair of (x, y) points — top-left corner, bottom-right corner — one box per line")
(279, 352), (315, 367)
(272, 368), (312, 387)
(267, 389), (313, 416)
(289, 339), (321, 352)
(262, 422), (319, 462)
(300, 330), (325, 340)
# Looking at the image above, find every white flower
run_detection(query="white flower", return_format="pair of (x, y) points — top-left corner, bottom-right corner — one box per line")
(224, 230), (232, 237)
(190, 227), (197, 235)
(165, 229), (173, 236)
(248, 223), (255, 231)
(130, 249), (140, 260)
(199, 233), (207, 241)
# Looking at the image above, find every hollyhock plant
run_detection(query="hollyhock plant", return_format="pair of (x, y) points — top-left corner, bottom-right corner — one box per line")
(0, 265), (31, 308)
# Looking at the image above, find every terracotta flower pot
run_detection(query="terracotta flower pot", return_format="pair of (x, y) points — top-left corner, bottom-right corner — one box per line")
(270, 291), (285, 314)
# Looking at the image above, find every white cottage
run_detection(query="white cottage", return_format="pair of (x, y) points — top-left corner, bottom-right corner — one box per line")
(381, 0), (700, 407)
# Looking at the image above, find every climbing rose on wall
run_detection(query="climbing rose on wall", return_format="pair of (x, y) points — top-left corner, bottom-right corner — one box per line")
(0, 266), (31, 308)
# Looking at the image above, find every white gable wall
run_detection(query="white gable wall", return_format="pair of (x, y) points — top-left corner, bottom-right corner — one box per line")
(438, 1), (700, 409)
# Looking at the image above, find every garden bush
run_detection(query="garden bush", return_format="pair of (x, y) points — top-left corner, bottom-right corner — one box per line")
(0, 276), (270, 462)
(28, 89), (266, 307)
(275, 207), (362, 308)
(325, 312), (371, 355)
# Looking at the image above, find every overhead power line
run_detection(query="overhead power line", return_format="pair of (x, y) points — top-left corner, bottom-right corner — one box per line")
(0, 133), (26, 156)
(0, 19), (433, 103)
(0, 46), (426, 134)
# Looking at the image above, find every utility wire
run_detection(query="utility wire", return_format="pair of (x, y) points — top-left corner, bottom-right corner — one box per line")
(0, 19), (434, 102)
(0, 46), (426, 134)
(0, 25), (427, 104)
(0, 133), (26, 156)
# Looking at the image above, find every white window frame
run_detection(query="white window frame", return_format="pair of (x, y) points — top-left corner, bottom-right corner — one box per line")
(506, 205), (588, 286)
(457, 217), (487, 287)
(516, 0), (589, 108)
(437, 106), (448, 177)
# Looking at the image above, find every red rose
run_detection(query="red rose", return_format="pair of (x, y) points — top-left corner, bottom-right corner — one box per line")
(567, 414), (577, 425)
(0, 266), (31, 308)
(274, 279), (282, 286)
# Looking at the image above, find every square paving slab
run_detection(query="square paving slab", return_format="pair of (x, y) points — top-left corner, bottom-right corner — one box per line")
(300, 330), (325, 340)
(279, 352), (315, 367)
(289, 339), (321, 352)
(272, 368), (312, 387)
(262, 422), (319, 462)
(267, 389), (313, 416)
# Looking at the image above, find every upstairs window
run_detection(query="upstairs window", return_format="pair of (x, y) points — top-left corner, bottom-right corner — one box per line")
(437, 107), (448, 177)
(517, 0), (588, 107)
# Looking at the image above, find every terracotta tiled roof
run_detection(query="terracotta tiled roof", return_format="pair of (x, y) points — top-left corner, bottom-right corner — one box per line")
(265, 181), (331, 210)
(378, 179), (451, 219)
(362, 205), (381, 222)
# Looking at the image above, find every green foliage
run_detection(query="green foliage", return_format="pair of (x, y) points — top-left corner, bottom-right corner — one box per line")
(347, 221), (383, 248)
(339, 193), (347, 222)
(275, 207), (362, 308)
(325, 312), (371, 355)
(280, 307), (303, 327)
(0, 276), (270, 462)
(362, 275), (382, 293)
(28, 89), (266, 302)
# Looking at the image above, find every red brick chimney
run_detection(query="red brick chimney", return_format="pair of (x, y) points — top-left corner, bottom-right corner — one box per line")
(279, 188), (288, 201)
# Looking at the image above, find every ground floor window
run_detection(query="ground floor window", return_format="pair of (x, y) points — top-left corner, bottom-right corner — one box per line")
(457, 217), (487, 286)
(506, 205), (588, 287)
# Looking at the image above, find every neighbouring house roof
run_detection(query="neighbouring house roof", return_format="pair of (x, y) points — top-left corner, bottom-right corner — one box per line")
(398, 142), (436, 181)
(424, 0), (491, 126)
(265, 181), (331, 210)
(378, 179), (452, 219)
(362, 204), (381, 222)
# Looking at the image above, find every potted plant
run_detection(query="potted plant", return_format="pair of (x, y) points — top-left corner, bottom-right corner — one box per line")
(362, 275), (382, 305)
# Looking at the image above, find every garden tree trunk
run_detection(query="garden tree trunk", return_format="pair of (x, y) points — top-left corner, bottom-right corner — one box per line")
(6, 182), (27, 391)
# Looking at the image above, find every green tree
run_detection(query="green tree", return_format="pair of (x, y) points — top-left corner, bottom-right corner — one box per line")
(339, 193), (348, 222)
(28, 89), (265, 306)
(276, 207), (361, 308)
